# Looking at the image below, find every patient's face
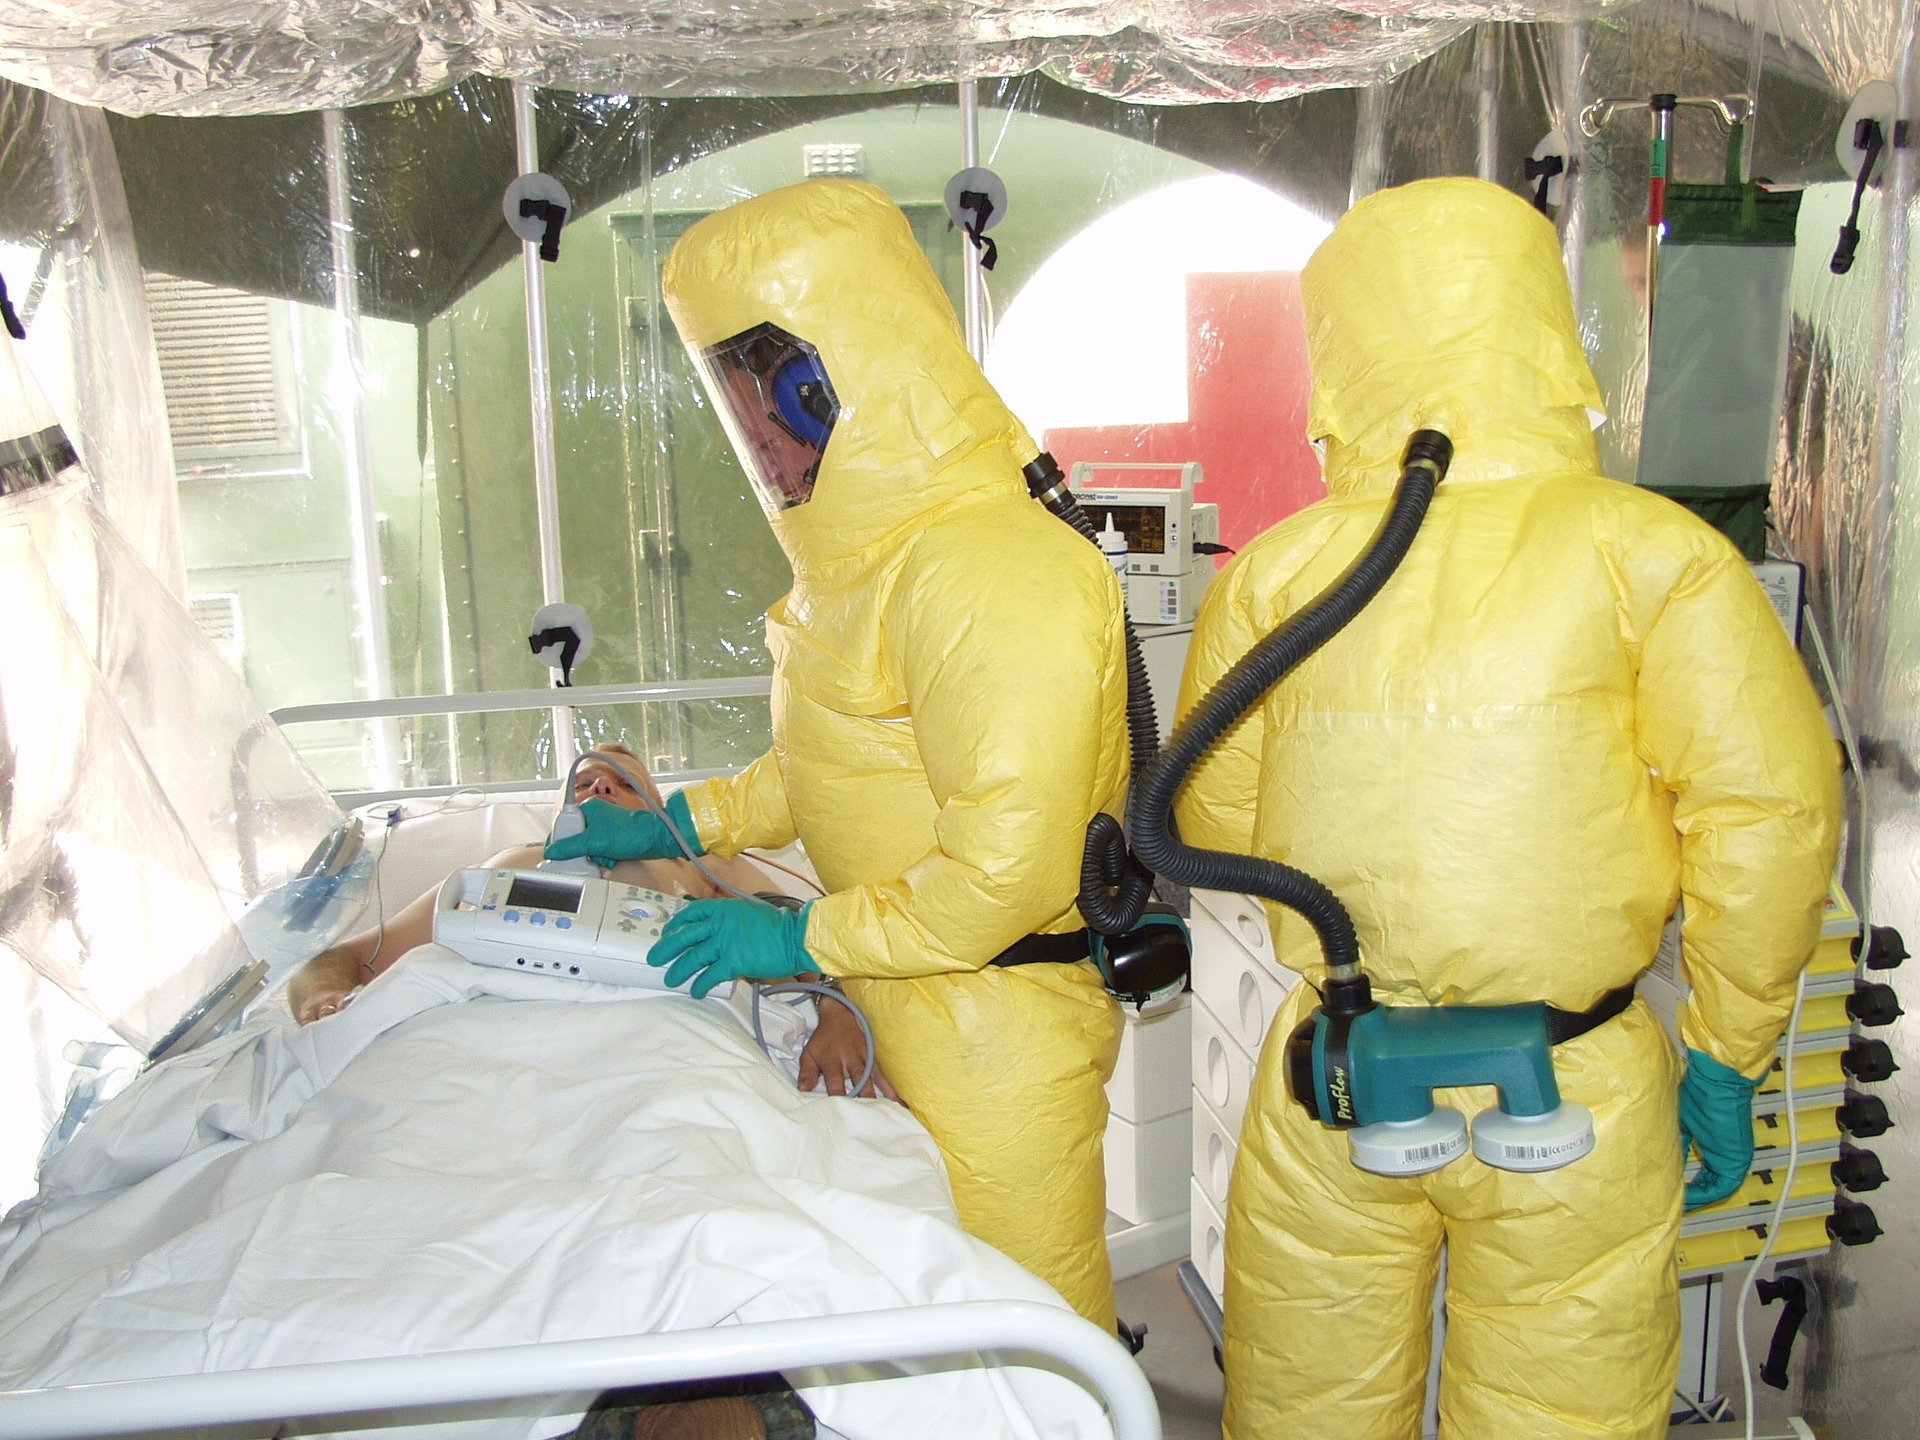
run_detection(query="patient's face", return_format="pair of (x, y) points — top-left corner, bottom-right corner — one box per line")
(571, 752), (663, 812)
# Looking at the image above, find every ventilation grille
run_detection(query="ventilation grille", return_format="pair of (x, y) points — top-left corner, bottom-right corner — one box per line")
(189, 591), (245, 662)
(145, 273), (286, 452)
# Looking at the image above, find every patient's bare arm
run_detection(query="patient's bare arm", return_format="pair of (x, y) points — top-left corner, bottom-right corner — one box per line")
(286, 883), (439, 1024)
(287, 842), (542, 1024)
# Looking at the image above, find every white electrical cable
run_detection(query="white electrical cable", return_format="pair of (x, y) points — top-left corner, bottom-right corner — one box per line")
(1723, 593), (1862, 1438)
(1734, 966), (1804, 1440)
(1800, 600), (1874, 946)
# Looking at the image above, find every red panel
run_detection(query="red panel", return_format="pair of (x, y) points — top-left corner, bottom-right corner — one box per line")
(1043, 270), (1322, 562)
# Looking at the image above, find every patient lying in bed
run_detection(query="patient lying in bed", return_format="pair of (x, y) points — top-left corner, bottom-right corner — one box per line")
(286, 745), (895, 1099)
(2, 892), (1107, 1440)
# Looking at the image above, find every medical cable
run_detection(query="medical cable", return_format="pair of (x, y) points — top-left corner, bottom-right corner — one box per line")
(751, 981), (877, 1098)
(745, 850), (827, 897)
(557, 754), (878, 1089)
(558, 749), (769, 906)
(1723, 592), (1858, 1435)
(1734, 967), (1805, 1440)
(1799, 597), (1873, 945)
(309, 803), (405, 1017)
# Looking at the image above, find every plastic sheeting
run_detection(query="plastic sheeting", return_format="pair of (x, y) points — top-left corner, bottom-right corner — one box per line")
(63, 77), (1369, 792)
(0, 0), (1914, 1427)
(0, 337), (346, 1198)
(0, 0), (1590, 114)
(1773, 51), (1920, 1438)
(0, 1), (1913, 122)
(0, 85), (181, 590)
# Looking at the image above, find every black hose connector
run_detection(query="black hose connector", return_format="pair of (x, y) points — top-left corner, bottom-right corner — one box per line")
(1755, 1274), (1809, 1390)
(1124, 430), (1453, 972)
(1026, 453), (1162, 935)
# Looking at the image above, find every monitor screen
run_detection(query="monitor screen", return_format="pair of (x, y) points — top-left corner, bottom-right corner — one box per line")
(505, 874), (585, 914)
(1092, 502), (1167, 555)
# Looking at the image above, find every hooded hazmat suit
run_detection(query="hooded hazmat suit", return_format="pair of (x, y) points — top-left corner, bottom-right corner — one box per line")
(660, 180), (1128, 1328)
(1175, 178), (1840, 1439)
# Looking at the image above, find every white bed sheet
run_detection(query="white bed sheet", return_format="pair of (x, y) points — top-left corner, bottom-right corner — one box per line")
(0, 949), (1110, 1440)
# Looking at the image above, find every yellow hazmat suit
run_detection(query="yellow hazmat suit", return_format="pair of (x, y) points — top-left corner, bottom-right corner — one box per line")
(661, 180), (1128, 1327)
(1175, 178), (1840, 1439)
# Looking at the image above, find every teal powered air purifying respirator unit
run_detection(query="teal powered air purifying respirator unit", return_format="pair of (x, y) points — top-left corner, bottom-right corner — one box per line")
(1115, 429), (1600, 1178)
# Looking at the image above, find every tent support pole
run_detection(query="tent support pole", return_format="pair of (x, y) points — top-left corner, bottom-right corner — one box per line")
(1557, 21), (1589, 310)
(513, 81), (575, 773)
(323, 109), (399, 790)
(959, 79), (987, 363)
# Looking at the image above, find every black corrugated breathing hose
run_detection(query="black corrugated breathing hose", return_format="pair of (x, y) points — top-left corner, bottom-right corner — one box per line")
(1023, 454), (1160, 934)
(1126, 430), (1453, 972)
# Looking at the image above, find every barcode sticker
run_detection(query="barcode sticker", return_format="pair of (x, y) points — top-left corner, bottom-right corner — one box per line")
(1398, 1133), (1468, 1165)
(1651, 906), (1684, 987)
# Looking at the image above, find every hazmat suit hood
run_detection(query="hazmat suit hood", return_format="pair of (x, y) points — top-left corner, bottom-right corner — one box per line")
(1301, 177), (1608, 496)
(662, 180), (1040, 579)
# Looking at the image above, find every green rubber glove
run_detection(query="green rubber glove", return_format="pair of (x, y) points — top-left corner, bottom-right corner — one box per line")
(650, 899), (814, 1000)
(544, 790), (704, 868)
(1679, 1047), (1759, 1211)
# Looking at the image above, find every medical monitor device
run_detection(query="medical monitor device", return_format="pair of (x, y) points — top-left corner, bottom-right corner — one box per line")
(433, 867), (709, 994)
(1067, 461), (1218, 625)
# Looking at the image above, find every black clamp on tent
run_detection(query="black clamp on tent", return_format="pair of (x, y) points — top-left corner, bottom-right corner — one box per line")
(503, 173), (573, 264)
(944, 167), (1007, 273)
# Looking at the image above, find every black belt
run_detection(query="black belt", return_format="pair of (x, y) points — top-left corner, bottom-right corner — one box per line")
(990, 932), (1633, 1037)
(989, 929), (1092, 967)
(1545, 983), (1637, 1044)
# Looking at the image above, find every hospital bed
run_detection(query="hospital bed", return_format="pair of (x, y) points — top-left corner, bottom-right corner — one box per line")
(0, 685), (1162, 1440)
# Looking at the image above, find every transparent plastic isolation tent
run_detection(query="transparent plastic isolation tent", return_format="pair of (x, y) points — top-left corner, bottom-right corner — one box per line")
(0, 332), (356, 1163)
(0, 0), (1917, 1431)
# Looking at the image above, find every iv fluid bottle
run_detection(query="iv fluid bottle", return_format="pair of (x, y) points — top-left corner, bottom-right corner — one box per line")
(1098, 512), (1129, 581)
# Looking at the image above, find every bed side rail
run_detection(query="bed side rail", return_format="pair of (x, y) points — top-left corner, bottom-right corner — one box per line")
(0, 1300), (1160, 1440)
(268, 676), (772, 730)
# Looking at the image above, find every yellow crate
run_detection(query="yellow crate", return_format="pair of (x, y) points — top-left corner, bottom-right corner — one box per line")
(1795, 991), (1854, 1036)
(1753, 1104), (1841, 1153)
(1754, 1046), (1847, 1097)
(1687, 1161), (1836, 1223)
(1807, 934), (1857, 979)
(1820, 884), (1860, 940)
(1678, 1213), (1831, 1278)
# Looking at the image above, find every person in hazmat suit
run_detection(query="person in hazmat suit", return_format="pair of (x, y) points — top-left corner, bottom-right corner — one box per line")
(546, 179), (1130, 1329)
(1174, 177), (1840, 1439)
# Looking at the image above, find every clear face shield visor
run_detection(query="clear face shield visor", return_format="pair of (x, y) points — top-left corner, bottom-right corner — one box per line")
(694, 323), (841, 513)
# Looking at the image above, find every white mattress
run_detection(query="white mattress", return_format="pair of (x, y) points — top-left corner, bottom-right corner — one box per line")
(0, 948), (1109, 1440)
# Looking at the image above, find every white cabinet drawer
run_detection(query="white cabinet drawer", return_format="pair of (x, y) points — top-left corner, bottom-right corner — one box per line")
(1192, 1087), (1239, 1216)
(1192, 999), (1256, 1138)
(1190, 1176), (1228, 1304)
(1192, 888), (1284, 962)
(1189, 898), (1296, 1061)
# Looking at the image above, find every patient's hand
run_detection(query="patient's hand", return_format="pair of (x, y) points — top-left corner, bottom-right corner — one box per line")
(288, 947), (370, 1025)
(799, 990), (899, 1100)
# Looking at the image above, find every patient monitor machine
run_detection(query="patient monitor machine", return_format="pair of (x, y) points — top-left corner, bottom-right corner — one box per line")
(1067, 460), (1218, 625)
(433, 867), (703, 993)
